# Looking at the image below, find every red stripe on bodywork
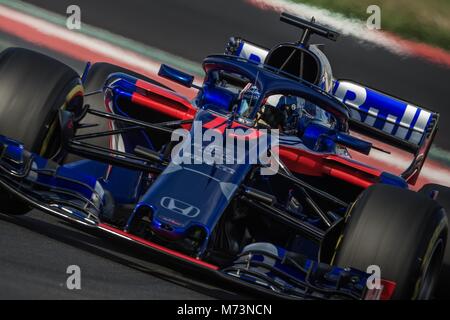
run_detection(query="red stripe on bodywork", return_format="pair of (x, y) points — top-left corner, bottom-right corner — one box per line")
(279, 145), (380, 188)
(98, 223), (219, 270)
(202, 115), (262, 139)
(202, 117), (228, 130)
(326, 167), (373, 188)
(131, 93), (196, 120)
(131, 79), (197, 120)
(135, 79), (196, 113)
(325, 155), (381, 177)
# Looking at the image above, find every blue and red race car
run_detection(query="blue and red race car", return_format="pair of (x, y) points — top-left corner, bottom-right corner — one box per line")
(0, 12), (448, 299)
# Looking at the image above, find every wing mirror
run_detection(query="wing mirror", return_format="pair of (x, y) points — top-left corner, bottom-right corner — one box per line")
(158, 64), (199, 89)
(334, 132), (372, 155)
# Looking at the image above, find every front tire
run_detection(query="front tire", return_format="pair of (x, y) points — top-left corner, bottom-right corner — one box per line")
(0, 47), (83, 215)
(335, 184), (447, 299)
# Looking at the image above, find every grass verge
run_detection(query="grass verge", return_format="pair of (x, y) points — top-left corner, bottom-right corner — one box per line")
(291, 0), (450, 50)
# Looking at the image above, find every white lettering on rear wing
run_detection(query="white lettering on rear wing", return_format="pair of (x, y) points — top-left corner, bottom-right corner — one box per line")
(333, 80), (436, 148)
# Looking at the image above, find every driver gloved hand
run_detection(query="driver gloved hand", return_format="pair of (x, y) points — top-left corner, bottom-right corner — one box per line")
(260, 105), (285, 129)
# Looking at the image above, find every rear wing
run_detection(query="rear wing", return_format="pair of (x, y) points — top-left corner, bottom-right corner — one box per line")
(333, 80), (439, 184)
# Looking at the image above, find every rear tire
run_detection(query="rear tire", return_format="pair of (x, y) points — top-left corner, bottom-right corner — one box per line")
(335, 184), (447, 299)
(419, 183), (450, 298)
(0, 47), (83, 215)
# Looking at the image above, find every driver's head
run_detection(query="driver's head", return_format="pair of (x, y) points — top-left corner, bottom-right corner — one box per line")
(277, 96), (298, 115)
(276, 95), (299, 132)
(257, 95), (314, 132)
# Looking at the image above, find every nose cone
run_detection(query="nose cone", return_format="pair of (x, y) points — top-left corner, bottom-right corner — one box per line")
(142, 161), (249, 240)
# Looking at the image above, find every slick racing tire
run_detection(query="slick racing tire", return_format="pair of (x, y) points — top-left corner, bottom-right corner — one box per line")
(0, 47), (83, 215)
(419, 183), (450, 298)
(70, 62), (172, 159)
(334, 184), (448, 299)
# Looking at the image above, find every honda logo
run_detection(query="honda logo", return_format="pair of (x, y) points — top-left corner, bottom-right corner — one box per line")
(160, 197), (200, 218)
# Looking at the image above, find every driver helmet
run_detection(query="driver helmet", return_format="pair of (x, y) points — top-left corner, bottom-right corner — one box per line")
(275, 95), (330, 134)
(276, 95), (299, 131)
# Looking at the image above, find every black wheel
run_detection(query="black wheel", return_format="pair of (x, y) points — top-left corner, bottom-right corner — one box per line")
(334, 184), (448, 299)
(0, 47), (83, 215)
(419, 183), (450, 298)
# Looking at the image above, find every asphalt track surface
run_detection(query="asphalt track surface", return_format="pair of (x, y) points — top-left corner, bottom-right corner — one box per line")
(0, 0), (449, 299)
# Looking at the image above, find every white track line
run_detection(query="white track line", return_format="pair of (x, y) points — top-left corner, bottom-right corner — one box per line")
(0, 4), (162, 74)
(248, 0), (408, 54)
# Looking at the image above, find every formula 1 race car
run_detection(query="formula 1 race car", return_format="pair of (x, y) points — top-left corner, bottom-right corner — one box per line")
(0, 12), (448, 300)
